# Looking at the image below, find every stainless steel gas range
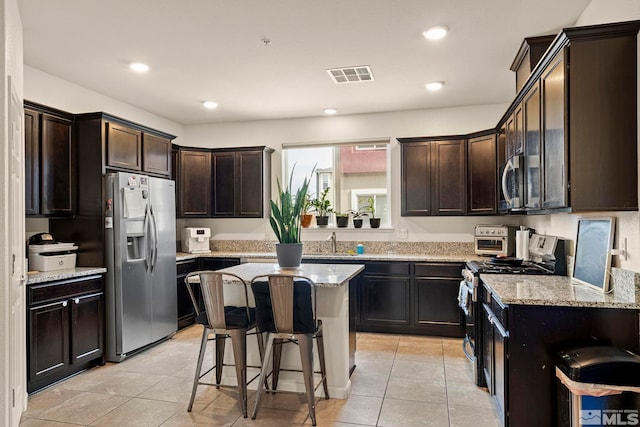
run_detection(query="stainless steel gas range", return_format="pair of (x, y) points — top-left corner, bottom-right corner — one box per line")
(459, 233), (566, 387)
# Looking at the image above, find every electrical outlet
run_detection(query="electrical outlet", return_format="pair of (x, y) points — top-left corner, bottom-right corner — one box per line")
(399, 229), (408, 239)
(566, 256), (574, 276)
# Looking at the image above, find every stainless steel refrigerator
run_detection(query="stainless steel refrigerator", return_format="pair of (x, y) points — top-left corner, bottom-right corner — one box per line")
(105, 172), (177, 362)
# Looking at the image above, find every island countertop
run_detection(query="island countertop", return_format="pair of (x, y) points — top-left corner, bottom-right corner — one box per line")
(480, 273), (640, 309)
(215, 262), (364, 287)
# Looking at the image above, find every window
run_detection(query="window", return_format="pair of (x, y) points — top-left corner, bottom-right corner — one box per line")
(283, 139), (390, 226)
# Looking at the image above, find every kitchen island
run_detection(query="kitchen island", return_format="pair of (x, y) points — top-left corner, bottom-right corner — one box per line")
(212, 262), (364, 399)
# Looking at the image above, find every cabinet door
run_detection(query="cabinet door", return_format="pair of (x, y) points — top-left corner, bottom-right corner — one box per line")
(70, 292), (104, 365)
(236, 150), (264, 217)
(178, 150), (211, 217)
(481, 303), (493, 394)
(541, 50), (567, 209)
(514, 103), (524, 156)
(142, 133), (171, 176)
(432, 140), (466, 215)
(414, 277), (462, 328)
(41, 113), (74, 215)
(212, 151), (236, 216)
(106, 123), (142, 171)
(493, 318), (508, 424)
(177, 260), (199, 330)
(401, 142), (431, 216)
(25, 108), (40, 215)
(505, 113), (516, 159)
(524, 82), (542, 210)
(28, 300), (70, 383)
(467, 134), (497, 214)
(360, 275), (411, 326)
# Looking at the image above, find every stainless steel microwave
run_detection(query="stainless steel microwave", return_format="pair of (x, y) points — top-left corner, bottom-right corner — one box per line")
(474, 225), (517, 256)
(501, 155), (524, 211)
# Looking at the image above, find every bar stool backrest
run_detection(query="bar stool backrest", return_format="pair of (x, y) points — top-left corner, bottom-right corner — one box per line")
(185, 271), (253, 330)
(251, 274), (317, 335)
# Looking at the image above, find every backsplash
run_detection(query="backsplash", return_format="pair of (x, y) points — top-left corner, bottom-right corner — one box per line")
(209, 239), (475, 256)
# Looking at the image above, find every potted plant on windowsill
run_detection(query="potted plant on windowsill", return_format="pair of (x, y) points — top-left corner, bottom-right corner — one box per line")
(362, 197), (380, 228)
(335, 212), (350, 228)
(349, 209), (366, 228)
(300, 195), (314, 228)
(310, 187), (332, 227)
(269, 165), (312, 269)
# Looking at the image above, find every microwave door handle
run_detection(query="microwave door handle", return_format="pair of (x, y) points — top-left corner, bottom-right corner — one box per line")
(501, 157), (514, 208)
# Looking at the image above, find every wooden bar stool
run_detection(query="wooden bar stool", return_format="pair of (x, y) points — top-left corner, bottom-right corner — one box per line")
(250, 274), (329, 426)
(184, 271), (265, 418)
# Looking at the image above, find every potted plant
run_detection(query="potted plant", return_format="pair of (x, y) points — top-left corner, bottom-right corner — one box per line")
(269, 166), (312, 268)
(349, 209), (366, 228)
(300, 195), (314, 228)
(335, 212), (350, 228)
(361, 197), (380, 228)
(310, 187), (332, 227)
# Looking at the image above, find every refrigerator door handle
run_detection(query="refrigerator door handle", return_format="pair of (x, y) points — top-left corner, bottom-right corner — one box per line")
(143, 204), (151, 272)
(150, 205), (159, 271)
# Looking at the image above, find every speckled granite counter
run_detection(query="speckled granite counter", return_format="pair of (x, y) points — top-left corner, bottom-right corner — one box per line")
(26, 267), (107, 284)
(215, 262), (364, 287)
(177, 251), (481, 263)
(481, 273), (640, 309)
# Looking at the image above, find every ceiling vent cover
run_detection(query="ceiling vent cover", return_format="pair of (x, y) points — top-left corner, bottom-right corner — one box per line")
(326, 65), (374, 84)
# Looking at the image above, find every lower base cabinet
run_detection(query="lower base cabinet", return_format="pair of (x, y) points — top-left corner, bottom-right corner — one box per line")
(27, 275), (104, 393)
(480, 280), (640, 427)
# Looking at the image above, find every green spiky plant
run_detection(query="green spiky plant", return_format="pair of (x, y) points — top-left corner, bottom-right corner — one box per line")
(269, 165), (312, 243)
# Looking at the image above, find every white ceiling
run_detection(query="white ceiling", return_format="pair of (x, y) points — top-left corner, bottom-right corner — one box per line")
(19, 0), (591, 125)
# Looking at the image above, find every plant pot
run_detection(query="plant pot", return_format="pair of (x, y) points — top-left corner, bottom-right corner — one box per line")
(316, 215), (329, 227)
(301, 214), (313, 228)
(353, 218), (363, 228)
(275, 243), (303, 269)
(369, 218), (381, 228)
(336, 216), (349, 228)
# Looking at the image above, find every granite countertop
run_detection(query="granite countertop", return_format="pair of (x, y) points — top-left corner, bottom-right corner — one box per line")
(176, 251), (480, 263)
(480, 273), (640, 309)
(215, 262), (365, 287)
(27, 267), (107, 285)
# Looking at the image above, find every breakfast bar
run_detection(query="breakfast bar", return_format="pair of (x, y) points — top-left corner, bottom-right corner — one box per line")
(214, 262), (364, 399)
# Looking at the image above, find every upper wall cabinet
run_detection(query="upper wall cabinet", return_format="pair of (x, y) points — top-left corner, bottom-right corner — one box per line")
(499, 20), (640, 213)
(467, 132), (497, 215)
(25, 102), (75, 216)
(173, 146), (273, 218)
(399, 138), (466, 216)
(510, 35), (556, 93)
(75, 113), (175, 179)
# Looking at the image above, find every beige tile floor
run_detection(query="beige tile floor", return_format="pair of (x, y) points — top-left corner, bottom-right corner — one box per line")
(20, 326), (500, 426)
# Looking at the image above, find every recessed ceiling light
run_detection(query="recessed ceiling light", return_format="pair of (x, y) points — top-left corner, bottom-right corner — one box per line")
(202, 101), (219, 109)
(129, 62), (150, 73)
(423, 26), (448, 41)
(324, 108), (337, 115)
(425, 81), (444, 91)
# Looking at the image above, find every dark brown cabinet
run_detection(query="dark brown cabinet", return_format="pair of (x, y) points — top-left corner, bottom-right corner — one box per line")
(212, 148), (273, 218)
(359, 263), (411, 329)
(479, 280), (640, 427)
(176, 259), (199, 329)
(177, 149), (212, 217)
(142, 133), (172, 176)
(400, 138), (466, 216)
(506, 104), (523, 158)
(106, 122), (142, 171)
(27, 274), (104, 393)
(467, 133), (497, 215)
(174, 146), (273, 218)
(414, 263), (464, 336)
(523, 82), (541, 210)
(24, 102), (75, 216)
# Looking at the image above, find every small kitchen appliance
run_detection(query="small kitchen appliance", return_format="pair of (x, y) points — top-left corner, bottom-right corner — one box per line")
(181, 227), (211, 253)
(28, 232), (78, 271)
(474, 224), (517, 256)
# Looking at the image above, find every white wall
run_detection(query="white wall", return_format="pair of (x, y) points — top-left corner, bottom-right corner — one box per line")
(524, 0), (640, 273)
(24, 66), (184, 140)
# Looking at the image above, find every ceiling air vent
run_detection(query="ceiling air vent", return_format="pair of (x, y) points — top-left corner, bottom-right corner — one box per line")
(326, 65), (374, 84)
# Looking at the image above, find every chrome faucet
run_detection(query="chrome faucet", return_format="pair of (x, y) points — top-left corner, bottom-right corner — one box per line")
(327, 232), (337, 254)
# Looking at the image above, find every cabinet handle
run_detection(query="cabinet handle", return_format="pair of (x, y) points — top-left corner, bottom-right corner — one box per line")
(62, 301), (68, 307)
(74, 298), (80, 304)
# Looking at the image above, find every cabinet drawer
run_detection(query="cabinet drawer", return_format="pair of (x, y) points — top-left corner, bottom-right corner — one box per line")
(176, 260), (198, 276)
(364, 262), (410, 276)
(414, 262), (464, 278)
(29, 275), (103, 306)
